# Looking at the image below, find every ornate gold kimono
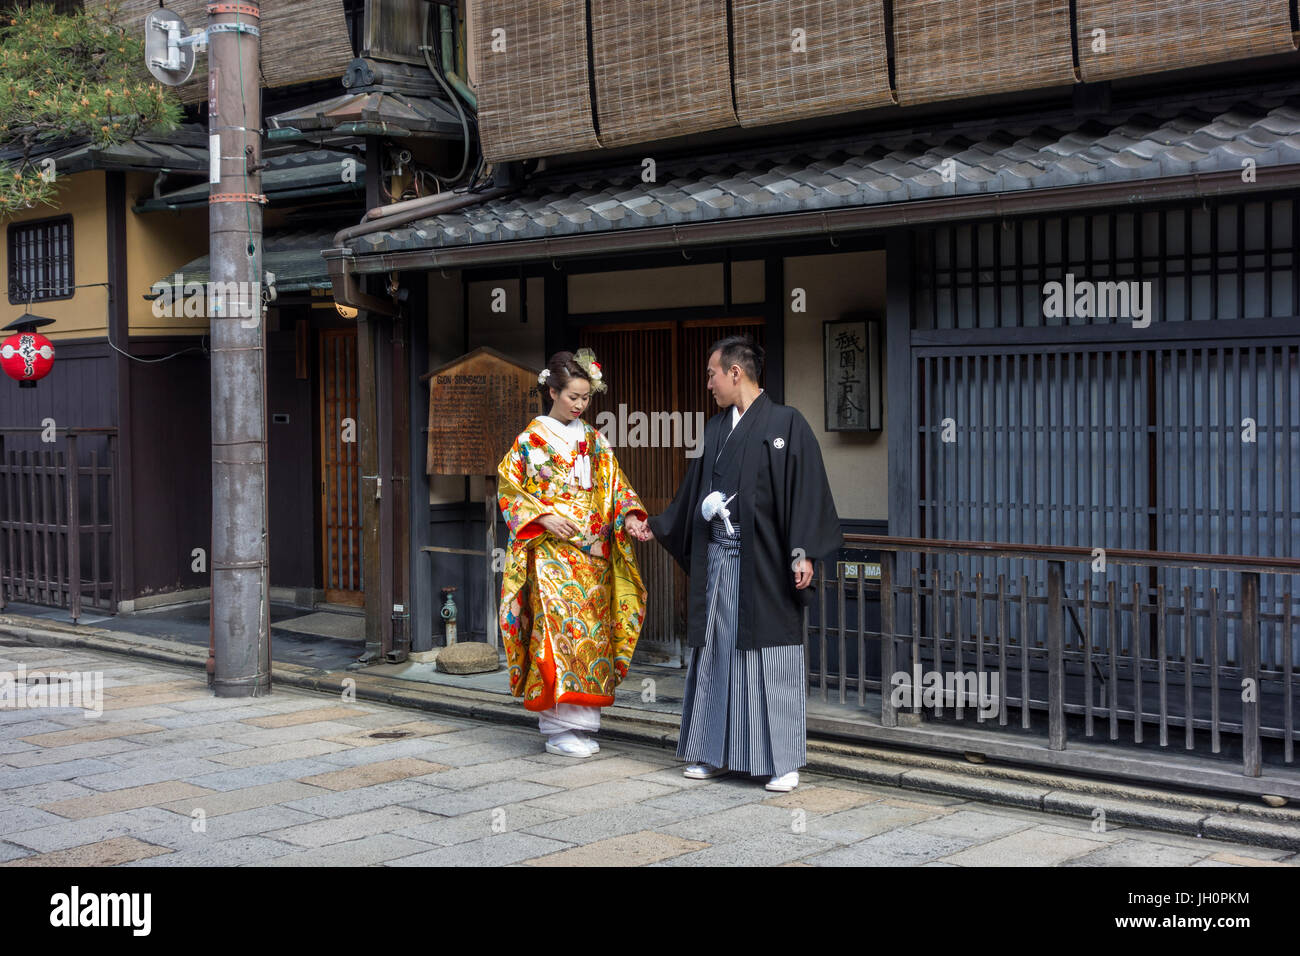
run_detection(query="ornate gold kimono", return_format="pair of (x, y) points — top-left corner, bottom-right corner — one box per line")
(497, 416), (647, 711)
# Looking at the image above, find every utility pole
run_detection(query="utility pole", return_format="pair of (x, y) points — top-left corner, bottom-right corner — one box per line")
(208, 1), (270, 697)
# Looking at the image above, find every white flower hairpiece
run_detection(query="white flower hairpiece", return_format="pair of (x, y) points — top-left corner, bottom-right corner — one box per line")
(537, 368), (551, 385)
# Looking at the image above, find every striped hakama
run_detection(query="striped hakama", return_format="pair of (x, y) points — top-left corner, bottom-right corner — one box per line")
(676, 516), (807, 777)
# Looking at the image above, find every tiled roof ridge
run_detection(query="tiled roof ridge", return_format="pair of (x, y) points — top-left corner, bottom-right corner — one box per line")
(346, 92), (1300, 255)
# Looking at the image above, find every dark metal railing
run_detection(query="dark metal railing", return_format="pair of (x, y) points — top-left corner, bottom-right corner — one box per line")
(804, 535), (1300, 780)
(0, 428), (118, 622)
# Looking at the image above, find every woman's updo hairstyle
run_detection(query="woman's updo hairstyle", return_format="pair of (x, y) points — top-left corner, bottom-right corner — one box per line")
(536, 348), (606, 401)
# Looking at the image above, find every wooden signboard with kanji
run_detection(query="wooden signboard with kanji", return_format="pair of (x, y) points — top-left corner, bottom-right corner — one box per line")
(422, 347), (544, 476)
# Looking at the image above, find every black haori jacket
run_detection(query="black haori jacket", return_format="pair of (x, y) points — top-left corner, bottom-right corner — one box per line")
(647, 391), (843, 650)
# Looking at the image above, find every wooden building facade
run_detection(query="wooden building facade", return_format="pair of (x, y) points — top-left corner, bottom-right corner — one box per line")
(323, 1), (1300, 794)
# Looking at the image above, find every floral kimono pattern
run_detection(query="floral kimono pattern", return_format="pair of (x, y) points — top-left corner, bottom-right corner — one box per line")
(497, 417), (647, 711)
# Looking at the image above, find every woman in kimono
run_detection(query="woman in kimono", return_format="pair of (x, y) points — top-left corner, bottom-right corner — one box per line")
(497, 349), (651, 757)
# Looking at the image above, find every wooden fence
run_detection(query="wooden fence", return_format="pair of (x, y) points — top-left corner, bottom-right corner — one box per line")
(0, 428), (117, 622)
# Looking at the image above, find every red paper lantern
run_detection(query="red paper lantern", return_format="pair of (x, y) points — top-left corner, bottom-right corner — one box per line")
(1, 331), (55, 386)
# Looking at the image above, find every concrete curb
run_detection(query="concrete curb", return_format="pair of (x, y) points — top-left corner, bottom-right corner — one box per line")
(3, 615), (1299, 853)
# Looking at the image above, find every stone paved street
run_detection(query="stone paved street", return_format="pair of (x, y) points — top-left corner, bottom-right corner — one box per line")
(1, 643), (1296, 867)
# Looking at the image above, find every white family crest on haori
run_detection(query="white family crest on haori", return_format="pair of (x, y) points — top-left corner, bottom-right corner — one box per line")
(773, 437), (785, 449)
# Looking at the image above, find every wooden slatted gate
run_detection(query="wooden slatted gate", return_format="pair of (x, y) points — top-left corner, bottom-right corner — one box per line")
(0, 429), (117, 621)
(319, 328), (363, 605)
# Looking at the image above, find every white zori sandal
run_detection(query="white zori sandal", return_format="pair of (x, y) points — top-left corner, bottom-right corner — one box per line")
(682, 763), (728, 779)
(571, 731), (600, 753)
(545, 731), (595, 758)
(765, 771), (799, 792)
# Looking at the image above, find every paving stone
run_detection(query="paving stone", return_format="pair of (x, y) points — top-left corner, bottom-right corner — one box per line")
(523, 830), (704, 867)
(1204, 851), (1296, 867)
(1034, 822), (1123, 844)
(518, 756), (669, 790)
(160, 781), (332, 817)
(878, 789), (968, 807)
(102, 692), (202, 711)
(523, 803), (684, 846)
(909, 809), (1037, 843)
(798, 800), (946, 844)
(1199, 842), (1295, 861)
(0, 758), (125, 790)
(523, 778), (677, 815)
(104, 738), (253, 767)
(658, 802), (804, 844)
(283, 780), (448, 818)
(422, 726), (536, 748)
(413, 737), (544, 767)
(1117, 824), (1249, 853)
(121, 836), (301, 867)
(0, 841), (33, 863)
(518, 748), (624, 767)
(313, 737), (448, 767)
(3, 835), (173, 867)
(657, 831), (836, 866)
(3, 737), (144, 768)
(402, 779), (563, 817)
(39, 781), (214, 820)
(321, 720), (462, 746)
(205, 738), (351, 768)
(396, 802), (570, 846)
(388, 831), (574, 867)
(19, 720), (168, 747)
(163, 697), (286, 715)
(1, 718), (82, 739)
(102, 679), (199, 699)
(1064, 839), (1212, 867)
(298, 757), (450, 791)
(95, 705), (193, 721)
(806, 828), (974, 866)
(6, 806), (188, 853)
(73, 758), (239, 792)
(640, 777), (784, 815)
(268, 806), (438, 848)
(411, 756), (552, 791)
(939, 827), (1102, 866)
(630, 767), (726, 790)
(762, 785), (880, 815)
(132, 806), (322, 851)
(0, 806), (71, 834)
(263, 834), (436, 867)
(3, 780), (97, 806)
(241, 706), (375, 728)
(149, 706), (282, 728)
(199, 722), (364, 750)
(183, 758), (344, 791)
(0, 738), (39, 755)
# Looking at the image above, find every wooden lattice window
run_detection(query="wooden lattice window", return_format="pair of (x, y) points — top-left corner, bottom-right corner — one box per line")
(7, 216), (74, 305)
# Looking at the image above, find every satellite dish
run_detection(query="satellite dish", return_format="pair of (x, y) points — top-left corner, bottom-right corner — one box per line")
(144, 8), (197, 86)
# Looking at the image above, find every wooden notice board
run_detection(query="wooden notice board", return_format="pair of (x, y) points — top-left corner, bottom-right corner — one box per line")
(422, 347), (544, 476)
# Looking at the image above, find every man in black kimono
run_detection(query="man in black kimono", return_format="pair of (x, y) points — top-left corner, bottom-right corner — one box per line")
(633, 335), (842, 791)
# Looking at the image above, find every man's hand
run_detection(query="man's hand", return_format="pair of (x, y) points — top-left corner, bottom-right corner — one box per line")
(793, 557), (813, 590)
(626, 514), (654, 542)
